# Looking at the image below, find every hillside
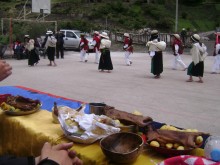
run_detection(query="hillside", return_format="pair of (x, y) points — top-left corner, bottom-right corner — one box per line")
(0, 0), (220, 40)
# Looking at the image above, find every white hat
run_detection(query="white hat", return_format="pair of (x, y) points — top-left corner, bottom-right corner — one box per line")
(191, 34), (200, 42)
(151, 30), (158, 35)
(173, 34), (181, 40)
(24, 35), (30, 38)
(46, 30), (53, 35)
(124, 33), (130, 37)
(100, 32), (109, 39)
(94, 31), (99, 35)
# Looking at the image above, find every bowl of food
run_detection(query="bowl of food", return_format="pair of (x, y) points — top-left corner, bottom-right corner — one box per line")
(0, 95), (41, 116)
(146, 142), (195, 156)
(100, 132), (144, 164)
(145, 125), (206, 157)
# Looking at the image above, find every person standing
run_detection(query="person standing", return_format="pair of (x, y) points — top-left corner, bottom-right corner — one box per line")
(45, 31), (57, 66)
(79, 33), (89, 62)
(180, 28), (187, 46)
(186, 34), (208, 83)
(211, 34), (220, 74)
(98, 32), (113, 73)
(123, 33), (133, 66)
(171, 34), (187, 71)
(55, 29), (65, 59)
(91, 31), (101, 64)
(0, 31), (9, 59)
(146, 30), (166, 79)
(26, 39), (40, 66)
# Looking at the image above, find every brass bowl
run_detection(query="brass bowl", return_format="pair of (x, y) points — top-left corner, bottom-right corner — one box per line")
(100, 132), (144, 164)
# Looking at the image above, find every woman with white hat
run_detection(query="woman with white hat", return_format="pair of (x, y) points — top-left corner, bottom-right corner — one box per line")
(26, 39), (40, 66)
(171, 34), (187, 71)
(146, 30), (165, 78)
(98, 32), (113, 72)
(123, 33), (133, 66)
(186, 34), (207, 83)
(45, 31), (57, 66)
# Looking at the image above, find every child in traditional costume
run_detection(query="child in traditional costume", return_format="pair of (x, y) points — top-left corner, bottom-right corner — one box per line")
(91, 31), (101, 64)
(211, 34), (220, 74)
(171, 34), (187, 71)
(79, 33), (89, 62)
(123, 33), (133, 66)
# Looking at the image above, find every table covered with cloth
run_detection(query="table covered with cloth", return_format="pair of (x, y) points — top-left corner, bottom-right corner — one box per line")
(0, 86), (205, 165)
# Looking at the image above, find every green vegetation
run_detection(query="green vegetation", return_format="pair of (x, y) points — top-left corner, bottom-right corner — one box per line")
(0, 0), (219, 40)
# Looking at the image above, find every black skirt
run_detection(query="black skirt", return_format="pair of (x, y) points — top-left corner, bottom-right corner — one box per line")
(98, 49), (113, 70)
(28, 49), (40, 66)
(47, 47), (55, 61)
(187, 61), (204, 77)
(151, 51), (163, 75)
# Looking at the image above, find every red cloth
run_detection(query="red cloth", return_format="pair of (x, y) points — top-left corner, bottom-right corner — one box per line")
(93, 35), (100, 51)
(80, 37), (89, 51)
(159, 155), (219, 165)
(172, 38), (183, 54)
(124, 37), (133, 52)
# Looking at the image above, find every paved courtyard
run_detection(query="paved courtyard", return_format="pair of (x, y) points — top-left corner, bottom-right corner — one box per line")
(1, 49), (220, 136)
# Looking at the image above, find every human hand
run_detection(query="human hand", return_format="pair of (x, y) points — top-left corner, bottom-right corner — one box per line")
(0, 60), (12, 81)
(36, 142), (83, 165)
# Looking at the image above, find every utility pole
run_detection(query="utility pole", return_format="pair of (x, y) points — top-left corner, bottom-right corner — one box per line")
(175, 0), (178, 32)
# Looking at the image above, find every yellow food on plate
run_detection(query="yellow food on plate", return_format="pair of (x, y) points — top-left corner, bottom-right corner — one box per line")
(177, 146), (185, 150)
(166, 143), (173, 149)
(150, 141), (160, 147)
(195, 136), (203, 144)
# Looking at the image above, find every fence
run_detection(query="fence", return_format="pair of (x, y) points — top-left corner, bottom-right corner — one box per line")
(111, 32), (193, 47)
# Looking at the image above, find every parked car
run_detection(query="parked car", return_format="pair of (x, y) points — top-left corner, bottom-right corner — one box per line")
(60, 29), (94, 51)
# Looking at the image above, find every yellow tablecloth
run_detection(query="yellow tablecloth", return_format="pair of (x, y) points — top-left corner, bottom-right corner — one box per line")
(0, 110), (204, 165)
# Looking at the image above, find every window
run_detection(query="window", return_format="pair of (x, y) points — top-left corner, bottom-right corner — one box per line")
(66, 31), (76, 38)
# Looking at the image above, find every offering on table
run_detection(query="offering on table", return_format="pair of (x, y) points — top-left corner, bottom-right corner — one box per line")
(0, 95), (41, 115)
(58, 106), (120, 144)
(145, 125), (209, 156)
(103, 105), (153, 127)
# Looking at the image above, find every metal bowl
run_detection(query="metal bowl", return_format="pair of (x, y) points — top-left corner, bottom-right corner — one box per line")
(100, 132), (144, 164)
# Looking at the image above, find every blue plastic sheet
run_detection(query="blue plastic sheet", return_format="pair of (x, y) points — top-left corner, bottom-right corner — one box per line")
(0, 86), (90, 113)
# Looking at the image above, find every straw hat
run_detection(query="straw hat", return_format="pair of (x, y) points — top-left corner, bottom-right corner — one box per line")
(124, 33), (130, 37)
(191, 34), (200, 42)
(151, 30), (158, 35)
(100, 32), (109, 39)
(24, 35), (30, 38)
(46, 30), (53, 35)
(173, 34), (181, 40)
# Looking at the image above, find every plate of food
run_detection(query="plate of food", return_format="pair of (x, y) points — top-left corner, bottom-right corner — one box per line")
(0, 95), (41, 116)
(145, 125), (207, 157)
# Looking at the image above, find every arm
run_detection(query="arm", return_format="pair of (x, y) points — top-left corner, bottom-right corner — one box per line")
(0, 60), (12, 81)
